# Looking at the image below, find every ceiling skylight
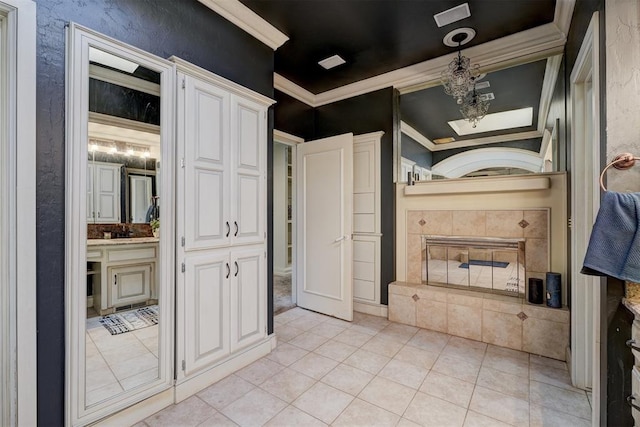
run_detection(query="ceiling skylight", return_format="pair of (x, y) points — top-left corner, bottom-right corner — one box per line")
(318, 55), (346, 70)
(448, 107), (533, 136)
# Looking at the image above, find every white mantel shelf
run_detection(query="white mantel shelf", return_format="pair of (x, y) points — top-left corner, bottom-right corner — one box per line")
(403, 173), (555, 196)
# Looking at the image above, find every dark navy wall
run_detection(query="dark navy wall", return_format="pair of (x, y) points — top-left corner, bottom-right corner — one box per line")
(34, 1), (273, 424)
(315, 88), (395, 304)
(431, 138), (543, 165)
(401, 134), (432, 169)
(274, 90), (316, 140)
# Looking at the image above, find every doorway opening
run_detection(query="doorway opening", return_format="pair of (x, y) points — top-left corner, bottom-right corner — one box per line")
(273, 132), (300, 314)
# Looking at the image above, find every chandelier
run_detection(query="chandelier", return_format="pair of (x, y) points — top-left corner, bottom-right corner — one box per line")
(460, 88), (490, 128)
(441, 47), (480, 104)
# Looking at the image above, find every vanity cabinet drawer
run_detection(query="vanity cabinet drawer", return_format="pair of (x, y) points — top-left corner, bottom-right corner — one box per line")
(87, 249), (102, 260)
(107, 246), (157, 262)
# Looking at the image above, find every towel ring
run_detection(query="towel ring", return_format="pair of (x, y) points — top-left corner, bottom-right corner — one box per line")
(600, 153), (640, 191)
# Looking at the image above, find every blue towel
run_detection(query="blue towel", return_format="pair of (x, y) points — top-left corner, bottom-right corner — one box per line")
(582, 191), (640, 282)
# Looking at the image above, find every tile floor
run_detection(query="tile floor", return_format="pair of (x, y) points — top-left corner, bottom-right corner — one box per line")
(140, 308), (591, 427)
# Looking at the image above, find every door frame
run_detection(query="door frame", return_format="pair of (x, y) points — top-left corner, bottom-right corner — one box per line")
(569, 10), (600, 406)
(273, 129), (303, 306)
(0, 1), (36, 425)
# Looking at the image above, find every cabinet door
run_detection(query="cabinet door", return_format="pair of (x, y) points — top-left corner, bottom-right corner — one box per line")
(184, 252), (230, 374)
(230, 248), (265, 352)
(230, 95), (265, 246)
(95, 163), (121, 223)
(108, 263), (152, 308)
(182, 74), (231, 251)
(87, 163), (95, 222)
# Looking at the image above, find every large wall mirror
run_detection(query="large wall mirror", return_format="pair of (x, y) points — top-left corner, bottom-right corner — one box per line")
(66, 24), (175, 425)
(397, 53), (564, 182)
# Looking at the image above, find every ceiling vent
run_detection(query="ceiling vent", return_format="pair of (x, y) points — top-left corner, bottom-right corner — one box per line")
(318, 55), (346, 70)
(474, 81), (490, 90)
(479, 92), (495, 101)
(434, 3), (471, 28)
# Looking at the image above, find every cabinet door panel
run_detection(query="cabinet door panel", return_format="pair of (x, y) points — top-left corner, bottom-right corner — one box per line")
(95, 164), (121, 223)
(87, 163), (95, 222)
(108, 264), (151, 308)
(230, 249), (265, 352)
(184, 253), (230, 374)
(183, 75), (231, 250)
(232, 97), (261, 171)
(234, 173), (261, 244)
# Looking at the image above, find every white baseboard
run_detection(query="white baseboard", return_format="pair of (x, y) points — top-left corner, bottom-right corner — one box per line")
(174, 338), (272, 402)
(93, 388), (174, 427)
(354, 301), (388, 318)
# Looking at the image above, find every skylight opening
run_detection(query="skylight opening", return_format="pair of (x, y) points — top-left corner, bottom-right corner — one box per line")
(448, 107), (534, 136)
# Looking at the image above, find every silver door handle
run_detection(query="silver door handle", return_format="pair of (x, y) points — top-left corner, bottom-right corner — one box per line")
(334, 235), (349, 243)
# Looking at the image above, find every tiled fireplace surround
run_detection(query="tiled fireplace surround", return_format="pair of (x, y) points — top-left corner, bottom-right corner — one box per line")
(389, 209), (570, 361)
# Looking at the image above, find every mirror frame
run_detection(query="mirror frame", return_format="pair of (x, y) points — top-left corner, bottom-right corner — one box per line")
(65, 23), (175, 425)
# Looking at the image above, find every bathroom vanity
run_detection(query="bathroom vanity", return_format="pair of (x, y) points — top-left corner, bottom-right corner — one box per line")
(87, 237), (159, 314)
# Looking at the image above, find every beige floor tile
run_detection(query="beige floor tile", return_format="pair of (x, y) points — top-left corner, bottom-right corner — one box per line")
(266, 342), (309, 366)
(275, 309), (305, 324)
(358, 377), (416, 416)
(260, 367), (316, 403)
(529, 380), (591, 420)
(221, 388), (287, 426)
(393, 345), (440, 370)
(196, 412), (238, 426)
(332, 398), (400, 426)
(197, 374), (256, 410)
(324, 316), (353, 328)
(308, 322), (347, 338)
(486, 344), (529, 361)
(288, 331), (330, 351)
(361, 336), (405, 358)
(477, 366), (529, 400)
(350, 323), (387, 336)
(146, 396), (217, 427)
(378, 359), (429, 389)
(343, 348), (391, 375)
(407, 329), (451, 353)
(463, 410), (512, 427)
(131, 422), (149, 427)
(529, 363), (579, 392)
(313, 339), (358, 362)
(469, 386), (529, 426)
(320, 363), (374, 396)
(441, 336), (487, 362)
(235, 357), (285, 386)
(120, 367), (159, 391)
(334, 328), (373, 347)
(292, 315), (329, 331)
(397, 418), (422, 427)
(529, 404), (591, 427)
(404, 392), (467, 427)
(432, 353), (481, 384)
(289, 352), (339, 380)
(377, 323), (419, 343)
(481, 351), (529, 379)
(420, 371), (475, 408)
(264, 405), (327, 427)
(110, 352), (158, 381)
(292, 382), (354, 424)
(274, 324), (305, 343)
(86, 382), (124, 406)
(529, 354), (567, 371)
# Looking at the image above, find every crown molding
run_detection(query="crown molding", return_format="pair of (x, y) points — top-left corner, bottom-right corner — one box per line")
(198, 0), (289, 50)
(537, 54), (563, 134)
(274, 0), (574, 107)
(400, 121), (436, 151)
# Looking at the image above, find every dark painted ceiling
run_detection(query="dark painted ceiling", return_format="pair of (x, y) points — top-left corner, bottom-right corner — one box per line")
(400, 59), (548, 142)
(240, 0), (556, 94)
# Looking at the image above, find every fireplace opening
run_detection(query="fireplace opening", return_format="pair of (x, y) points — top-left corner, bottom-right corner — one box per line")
(422, 235), (525, 296)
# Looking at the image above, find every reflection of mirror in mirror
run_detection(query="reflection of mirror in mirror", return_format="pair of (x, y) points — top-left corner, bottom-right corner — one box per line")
(398, 55), (563, 182)
(85, 47), (161, 406)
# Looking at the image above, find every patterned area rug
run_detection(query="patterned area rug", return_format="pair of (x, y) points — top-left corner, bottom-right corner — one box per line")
(99, 305), (159, 335)
(274, 275), (295, 315)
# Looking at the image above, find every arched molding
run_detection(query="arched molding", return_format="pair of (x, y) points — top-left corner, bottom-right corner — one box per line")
(431, 148), (543, 178)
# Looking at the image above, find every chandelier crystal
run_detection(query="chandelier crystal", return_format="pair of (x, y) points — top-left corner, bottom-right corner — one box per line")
(460, 88), (490, 128)
(441, 49), (480, 104)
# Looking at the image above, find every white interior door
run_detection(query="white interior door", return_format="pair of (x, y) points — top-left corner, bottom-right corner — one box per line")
(296, 133), (353, 321)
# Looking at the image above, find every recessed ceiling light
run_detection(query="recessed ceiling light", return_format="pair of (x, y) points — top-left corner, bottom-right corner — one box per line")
(434, 3), (471, 28)
(433, 137), (456, 144)
(474, 81), (490, 90)
(318, 55), (346, 70)
(448, 107), (533, 136)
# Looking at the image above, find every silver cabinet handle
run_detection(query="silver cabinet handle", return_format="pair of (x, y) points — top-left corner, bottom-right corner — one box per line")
(225, 263), (230, 279)
(234, 221), (239, 236)
(626, 339), (640, 352)
(334, 235), (349, 243)
(234, 261), (239, 277)
(226, 221), (230, 237)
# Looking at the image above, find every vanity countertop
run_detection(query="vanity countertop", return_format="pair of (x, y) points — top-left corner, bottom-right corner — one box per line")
(87, 237), (159, 246)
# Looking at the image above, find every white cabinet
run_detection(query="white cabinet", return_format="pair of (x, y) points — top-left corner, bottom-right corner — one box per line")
(174, 57), (272, 387)
(87, 161), (122, 223)
(108, 263), (152, 308)
(353, 132), (383, 307)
